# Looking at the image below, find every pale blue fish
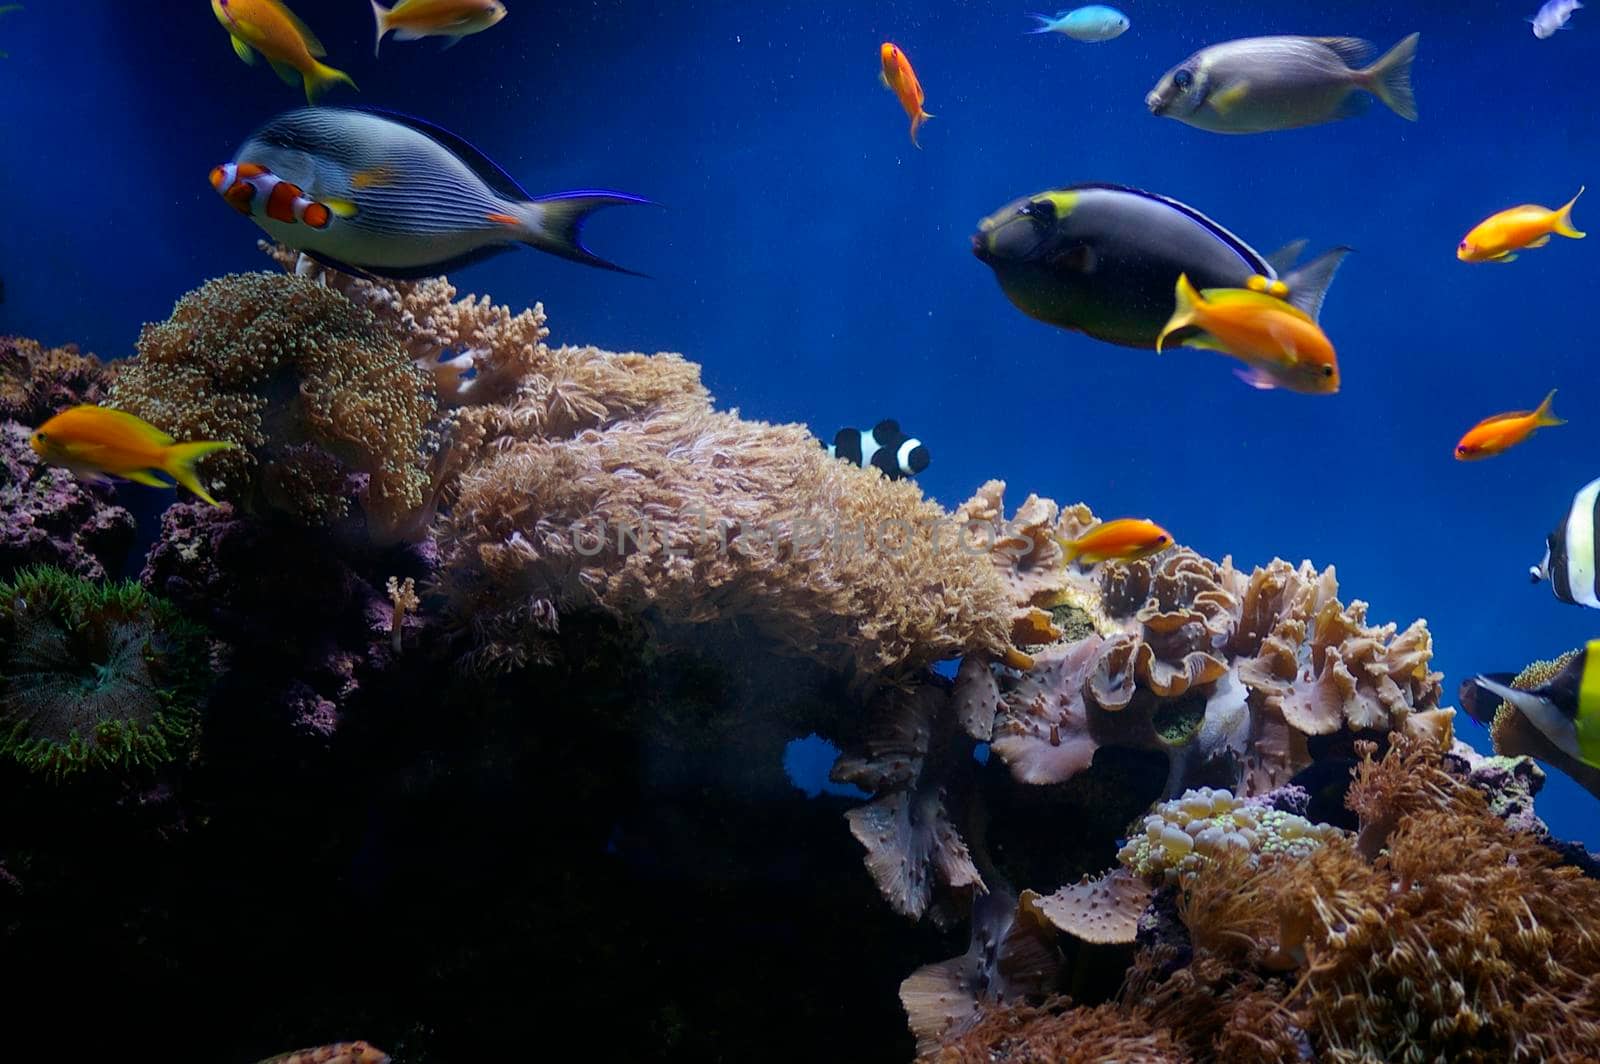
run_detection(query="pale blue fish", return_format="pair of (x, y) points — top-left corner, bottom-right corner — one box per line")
(1026, 6), (1129, 42)
(215, 107), (650, 279)
(1531, 0), (1583, 38)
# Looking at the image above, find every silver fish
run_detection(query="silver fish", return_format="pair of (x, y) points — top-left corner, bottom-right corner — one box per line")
(220, 107), (649, 279)
(1531, 0), (1583, 39)
(1146, 34), (1420, 134)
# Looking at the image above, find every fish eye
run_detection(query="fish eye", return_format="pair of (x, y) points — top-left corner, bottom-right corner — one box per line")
(33, 432), (45, 441)
(1173, 70), (1194, 90)
(1322, 366), (1334, 377)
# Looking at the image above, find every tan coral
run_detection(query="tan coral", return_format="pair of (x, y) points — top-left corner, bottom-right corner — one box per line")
(1022, 867), (1151, 945)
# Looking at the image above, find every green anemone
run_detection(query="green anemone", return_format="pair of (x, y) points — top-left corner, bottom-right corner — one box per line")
(0, 566), (209, 778)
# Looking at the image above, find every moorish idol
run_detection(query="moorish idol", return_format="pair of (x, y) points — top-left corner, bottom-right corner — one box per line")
(1531, 475), (1600, 608)
(1462, 638), (1600, 770)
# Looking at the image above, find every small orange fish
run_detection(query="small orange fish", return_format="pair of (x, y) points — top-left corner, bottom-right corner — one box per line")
(30, 406), (236, 506)
(1454, 390), (1565, 460)
(1458, 188), (1585, 263)
(212, 0), (357, 105)
(1058, 519), (1174, 566)
(880, 42), (934, 147)
(1157, 274), (1340, 394)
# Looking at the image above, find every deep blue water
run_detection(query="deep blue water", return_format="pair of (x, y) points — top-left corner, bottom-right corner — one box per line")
(2, 1), (1597, 844)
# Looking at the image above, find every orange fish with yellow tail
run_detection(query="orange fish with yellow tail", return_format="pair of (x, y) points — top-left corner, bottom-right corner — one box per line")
(1157, 274), (1340, 394)
(880, 43), (934, 147)
(30, 406), (237, 507)
(1058, 519), (1174, 566)
(1454, 390), (1565, 460)
(1458, 188), (1585, 263)
(212, 0), (356, 104)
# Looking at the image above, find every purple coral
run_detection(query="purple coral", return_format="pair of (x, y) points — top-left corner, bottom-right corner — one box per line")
(0, 422), (135, 581)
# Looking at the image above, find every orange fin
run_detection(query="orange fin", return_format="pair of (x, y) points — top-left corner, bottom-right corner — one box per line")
(487, 212), (520, 227)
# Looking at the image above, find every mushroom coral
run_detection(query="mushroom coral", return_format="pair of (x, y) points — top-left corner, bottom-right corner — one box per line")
(956, 485), (1445, 799)
(0, 565), (209, 777)
(108, 273), (437, 538)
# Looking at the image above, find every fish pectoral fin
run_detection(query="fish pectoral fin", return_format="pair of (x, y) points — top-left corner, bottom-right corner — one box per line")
(879, 70), (892, 90)
(230, 35), (256, 65)
(1490, 252), (1519, 263)
(122, 469), (175, 490)
(1049, 244), (1097, 273)
(1233, 366), (1279, 391)
(1182, 333), (1232, 354)
(1207, 80), (1252, 115)
(323, 197), (360, 219)
(268, 59), (302, 88)
(394, 27), (429, 41)
(1266, 321), (1301, 363)
(1527, 235), (1552, 248)
(441, 35), (464, 50)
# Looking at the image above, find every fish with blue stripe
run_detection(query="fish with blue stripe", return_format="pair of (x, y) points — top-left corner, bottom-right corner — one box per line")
(213, 108), (651, 280)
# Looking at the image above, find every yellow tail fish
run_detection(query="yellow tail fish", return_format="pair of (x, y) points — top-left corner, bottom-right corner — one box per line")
(212, 0), (356, 104)
(30, 406), (237, 507)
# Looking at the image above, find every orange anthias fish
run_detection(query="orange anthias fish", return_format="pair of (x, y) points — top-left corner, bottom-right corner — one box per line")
(1454, 390), (1565, 460)
(371, 0), (507, 57)
(1058, 519), (1174, 566)
(880, 42), (934, 147)
(1156, 274), (1340, 394)
(30, 406), (237, 506)
(212, 0), (356, 104)
(1458, 187), (1585, 263)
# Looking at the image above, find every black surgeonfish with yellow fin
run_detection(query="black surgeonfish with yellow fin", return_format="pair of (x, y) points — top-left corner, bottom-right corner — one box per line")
(1462, 639), (1600, 771)
(971, 183), (1349, 349)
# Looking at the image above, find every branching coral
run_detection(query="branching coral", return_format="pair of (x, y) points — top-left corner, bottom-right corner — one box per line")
(0, 335), (114, 424)
(108, 273), (437, 538)
(0, 421), (135, 581)
(918, 998), (1184, 1064)
(0, 566), (209, 776)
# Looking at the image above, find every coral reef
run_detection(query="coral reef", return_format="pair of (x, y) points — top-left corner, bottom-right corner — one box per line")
(0, 421), (135, 581)
(256, 1043), (390, 1064)
(919, 998), (1184, 1064)
(0, 566), (208, 776)
(0, 335), (114, 424)
(109, 273), (438, 538)
(1116, 785), (1345, 885)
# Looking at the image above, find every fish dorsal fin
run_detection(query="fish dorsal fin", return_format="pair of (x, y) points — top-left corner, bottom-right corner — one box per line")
(1063, 183), (1270, 275)
(1204, 287), (1316, 324)
(1315, 36), (1374, 67)
(1265, 239), (1308, 275)
(273, 0), (328, 57)
(872, 418), (901, 440)
(357, 108), (530, 202)
(73, 405), (175, 446)
(1282, 246), (1351, 323)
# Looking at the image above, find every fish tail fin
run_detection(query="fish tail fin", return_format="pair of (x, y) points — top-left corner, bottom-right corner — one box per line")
(1025, 13), (1054, 33)
(371, 0), (391, 57)
(1362, 32), (1420, 121)
(1555, 186), (1586, 239)
(162, 441), (237, 508)
(1282, 246), (1352, 322)
(304, 60), (358, 105)
(1534, 388), (1567, 428)
(1054, 533), (1081, 565)
(522, 191), (654, 276)
(911, 110), (933, 148)
(1156, 274), (1203, 354)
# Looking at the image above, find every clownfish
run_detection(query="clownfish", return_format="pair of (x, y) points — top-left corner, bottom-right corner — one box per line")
(30, 406), (236, 506)
(880, 43), (934, 147)
(1057, 518), (1174, 566)
(210, 161), (341, 230)
(826, 419), (929, 480)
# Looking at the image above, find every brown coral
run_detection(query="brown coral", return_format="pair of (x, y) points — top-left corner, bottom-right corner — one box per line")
(109, 273), (437, 538)
(920, 998), (1185, 1064)
(1023, 868), (1151, 945)
(0, 336), (114, 424)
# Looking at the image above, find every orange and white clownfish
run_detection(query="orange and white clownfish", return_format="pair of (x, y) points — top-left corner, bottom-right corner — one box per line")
(209, 161), (339, 230)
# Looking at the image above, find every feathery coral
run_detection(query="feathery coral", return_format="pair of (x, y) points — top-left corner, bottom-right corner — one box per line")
(0, 566), (208, 776)
(919, 998), (1184, 1064)
(109, 273), (437, 537)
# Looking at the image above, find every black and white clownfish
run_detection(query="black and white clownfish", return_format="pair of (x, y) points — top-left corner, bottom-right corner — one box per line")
(826, 419), (929, 481)
(1531, 475), (1600, 608)
(1462, 639), (1600, 770)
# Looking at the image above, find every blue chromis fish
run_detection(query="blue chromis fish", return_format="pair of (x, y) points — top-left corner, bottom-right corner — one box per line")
(971, 183), (1348, 350)
(1532, 0), (1583, 38)
(1026, 7), (1129, 42)
(30, 406), (236, 506)
(214, 108), (650, 279)
(1146, 34), (1419, 133)
(1463, 639), (1600, 770)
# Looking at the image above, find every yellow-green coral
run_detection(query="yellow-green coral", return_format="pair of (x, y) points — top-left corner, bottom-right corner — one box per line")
(1117, 786), (1344, 885)
(109, 273), (437, 537)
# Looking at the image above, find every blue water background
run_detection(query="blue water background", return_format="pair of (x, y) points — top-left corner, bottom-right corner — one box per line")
(1, 2), (1596, 843)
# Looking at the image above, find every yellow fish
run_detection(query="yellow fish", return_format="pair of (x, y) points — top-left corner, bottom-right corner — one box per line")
(1458, 187), (1585, 263)
(371, 0), (508, 57)
(30, 406), (237, 507)
(212, 0), (356, 104)
(1058, 518), (1174, 566)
